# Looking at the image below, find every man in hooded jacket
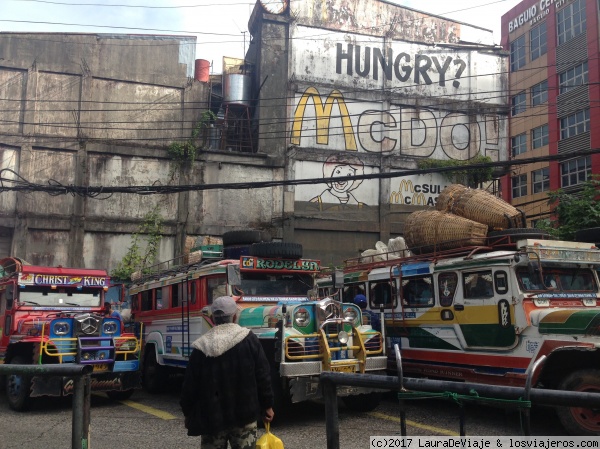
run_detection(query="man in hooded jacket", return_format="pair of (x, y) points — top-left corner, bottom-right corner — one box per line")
(180, 295), (274, 449)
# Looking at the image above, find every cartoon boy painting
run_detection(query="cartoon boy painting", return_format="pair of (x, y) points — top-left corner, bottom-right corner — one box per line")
(310, 154), (365, 211)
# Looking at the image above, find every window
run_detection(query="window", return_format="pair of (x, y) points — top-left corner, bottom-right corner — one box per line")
(530, 22), (547, 61)
(512, 174), (527, 198)
(560, 109), (589, 139)
(510, 34), (526, 71)
(172, 283), (181, 308)
(438, 272), (457, 307)
(559, 61), (588, 94)
(207, 276), (227, 306)
(511, 91), (526, 116)
(557, 0), (586, 45)
(532, 167), (550, 193)
(511, 133), (527, 157)
(463, 271), (494, 299)
(141, 290), (152, 311)
(531, 124), (549, 149)
(531, 81), (548, 106)
(370, 279), (397, 309)
(156, 287), (165, 310)
(561, 156), (591, 187)
(401, 276), (434, 308)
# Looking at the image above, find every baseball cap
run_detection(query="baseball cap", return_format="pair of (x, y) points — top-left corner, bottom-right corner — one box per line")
(353, 294), (367, 307)
(211, 296), (238, 316)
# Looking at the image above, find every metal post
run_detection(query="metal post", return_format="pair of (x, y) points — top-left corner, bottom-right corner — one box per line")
(83, 374), (91, 448)
(72, 374), (89, 449)
(0, 364), (93, 449)
(322, 378), (339, 449)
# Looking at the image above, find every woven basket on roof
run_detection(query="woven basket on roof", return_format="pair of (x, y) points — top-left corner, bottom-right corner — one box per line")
(404, 210), (488, 254)
(436, 184), (525, 230)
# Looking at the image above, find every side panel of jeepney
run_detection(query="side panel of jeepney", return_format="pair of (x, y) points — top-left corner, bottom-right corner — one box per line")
(137, 273), (228, 364)
(449, 265), (518, 350)
(387, 264), (519, 354)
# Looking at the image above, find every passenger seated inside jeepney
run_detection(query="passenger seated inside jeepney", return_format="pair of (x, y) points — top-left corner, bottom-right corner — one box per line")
(464, 272), (493, 298)
(402, 278), (434, 307)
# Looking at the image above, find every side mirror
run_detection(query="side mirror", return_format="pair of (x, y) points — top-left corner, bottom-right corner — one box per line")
(333, 269), (344, 289)
(227, 264), (241, 287)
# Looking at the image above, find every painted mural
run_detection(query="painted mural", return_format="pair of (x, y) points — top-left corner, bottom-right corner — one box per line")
(290, 22), (507, 212)
(291, 87), (503, 161)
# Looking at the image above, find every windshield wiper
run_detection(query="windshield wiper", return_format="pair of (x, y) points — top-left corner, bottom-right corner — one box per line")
(19, 300), (40, 305)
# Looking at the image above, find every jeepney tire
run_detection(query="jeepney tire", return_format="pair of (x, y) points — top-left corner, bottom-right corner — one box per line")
(556, 369), (600, 436)
(342, 392), (381, 413)
(6, 355), (32, 412)
(222, 230), (272, 246)
(143, 350), (168, 394)
(106, 389), (135, 401)
(575, 227), (600, 245)
(249, 242), (303, 259)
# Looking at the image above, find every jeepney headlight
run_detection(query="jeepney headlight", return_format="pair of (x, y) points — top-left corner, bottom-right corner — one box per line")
(103, 321), (119, 335)
(294, 307), (311, 327)
(343, 307), (359, 326)
(338, 330), (349, 345)
(53, 321), (71, 336)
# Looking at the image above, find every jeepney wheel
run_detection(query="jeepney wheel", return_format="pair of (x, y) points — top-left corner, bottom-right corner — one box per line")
(106, 389), (135, 401)
(343, 392), (381, 412)
(143, 349), (168, 393)
(6, 356), (33, 412)
(556, 369), (600, 435)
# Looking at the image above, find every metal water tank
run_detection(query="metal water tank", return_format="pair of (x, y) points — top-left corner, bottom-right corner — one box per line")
(223, 74), (252, 107)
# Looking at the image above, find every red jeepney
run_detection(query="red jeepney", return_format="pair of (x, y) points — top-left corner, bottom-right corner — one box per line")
(0, 257), (141, 411)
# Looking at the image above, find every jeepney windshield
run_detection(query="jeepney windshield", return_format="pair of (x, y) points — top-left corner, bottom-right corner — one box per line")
(240, 272), (314, 296)
(517, 267), (597, 292)
(17, 286), (103, 307)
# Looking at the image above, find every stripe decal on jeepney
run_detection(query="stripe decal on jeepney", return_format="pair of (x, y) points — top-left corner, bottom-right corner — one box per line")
(538, 309), (600, 334)
(399, 348), (531, 371)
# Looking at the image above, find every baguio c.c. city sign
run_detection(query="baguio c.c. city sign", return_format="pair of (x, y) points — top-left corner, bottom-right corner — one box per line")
(508, 0), (572, 33)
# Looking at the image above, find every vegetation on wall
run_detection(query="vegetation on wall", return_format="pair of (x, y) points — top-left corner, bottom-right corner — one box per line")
(167, 110), (217, 170)
(111, 206), (164, 282)
(535, 176), (600, 241)
(417, 155), (494, 187)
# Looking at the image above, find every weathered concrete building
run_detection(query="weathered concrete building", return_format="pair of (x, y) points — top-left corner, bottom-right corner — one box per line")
(0, 0), (509, 272)
(0, 33), (213, 269)
(247, 0), (509, 264)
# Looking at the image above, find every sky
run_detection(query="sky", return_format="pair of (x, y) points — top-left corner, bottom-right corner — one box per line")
(2, 0), (521, 73)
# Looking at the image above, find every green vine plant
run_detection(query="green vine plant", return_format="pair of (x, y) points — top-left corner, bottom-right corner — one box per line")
(417, 155), (494, 187)
(111, 206), (164, 282)
(167, 110), (217, 172)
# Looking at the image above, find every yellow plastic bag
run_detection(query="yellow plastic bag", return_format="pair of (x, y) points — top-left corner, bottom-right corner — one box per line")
(256, 422), (284, 449)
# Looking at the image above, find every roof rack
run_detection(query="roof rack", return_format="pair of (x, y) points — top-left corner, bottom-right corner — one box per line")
(130, 248), (223, 284)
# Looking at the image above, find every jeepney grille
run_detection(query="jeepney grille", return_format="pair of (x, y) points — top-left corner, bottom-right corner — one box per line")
(74, 314), (100, 336)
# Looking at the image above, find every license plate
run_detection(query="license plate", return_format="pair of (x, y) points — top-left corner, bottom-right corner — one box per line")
(331, 365), (356, 373)
(92, 364), (109, 372)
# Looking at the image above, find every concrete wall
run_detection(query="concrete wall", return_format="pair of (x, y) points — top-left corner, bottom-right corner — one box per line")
(0, 33), (282, 273)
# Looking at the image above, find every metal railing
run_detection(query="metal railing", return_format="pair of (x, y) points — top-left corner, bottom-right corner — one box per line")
(0, 364), (93, 449)
(319, 346), (600, 449)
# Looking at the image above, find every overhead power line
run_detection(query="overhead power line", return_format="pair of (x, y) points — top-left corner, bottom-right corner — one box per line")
(1, 148), (598, 198)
